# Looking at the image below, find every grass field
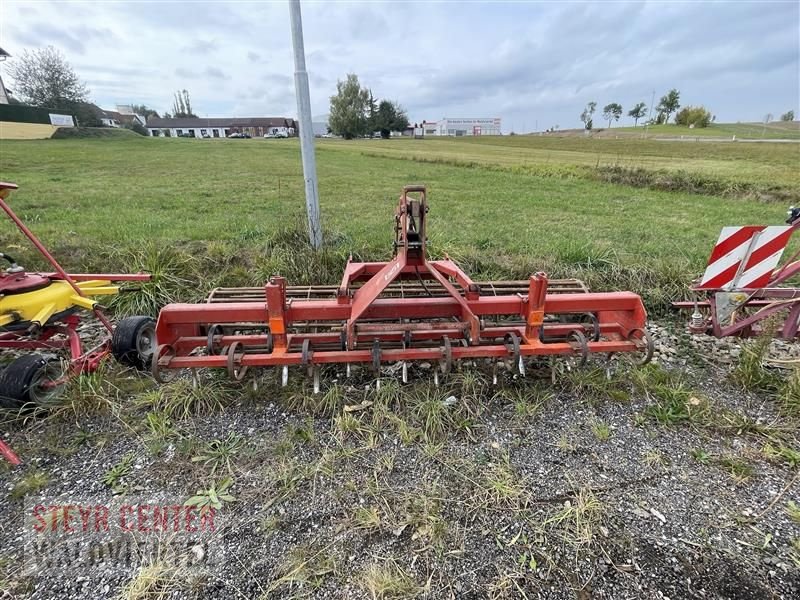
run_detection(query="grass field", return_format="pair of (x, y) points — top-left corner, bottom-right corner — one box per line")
(1, 134), (798, 312)
(609, 120), (800, 139)
(2, 133), (800, 599)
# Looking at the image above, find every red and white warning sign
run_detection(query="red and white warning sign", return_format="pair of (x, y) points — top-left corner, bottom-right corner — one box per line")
(696, 225), (793, 290)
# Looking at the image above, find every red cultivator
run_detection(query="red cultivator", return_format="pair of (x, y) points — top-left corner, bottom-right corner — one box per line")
(153, 186), (653, 386)
(674, 208), (800, 339)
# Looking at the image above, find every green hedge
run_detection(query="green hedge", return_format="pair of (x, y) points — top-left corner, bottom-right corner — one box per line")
(0, 103), (74, 124)
(51, 127), (137, 139)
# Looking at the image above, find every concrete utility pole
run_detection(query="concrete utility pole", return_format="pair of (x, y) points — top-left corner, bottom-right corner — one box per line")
(644, 89), (655, 139)
(289, 0), (322, 249)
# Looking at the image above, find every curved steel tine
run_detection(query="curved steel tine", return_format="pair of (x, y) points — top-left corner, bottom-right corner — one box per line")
(492, 362), (498, 386)
(281, 365), (289, 387)
(252, 376), (258, 392)
(313, 366), (320, 394)
(402, 361), (408, 384)
(376, 378), (381, 391)
(434, 370), (439, 387)
(518, 356), (526, 377)
(191, 368), (200, 389)
(346, 363), (351, 378)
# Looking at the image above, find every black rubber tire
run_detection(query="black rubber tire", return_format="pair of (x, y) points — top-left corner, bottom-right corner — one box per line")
(112, 316), (156, 369)
(0, 354), (61, 409)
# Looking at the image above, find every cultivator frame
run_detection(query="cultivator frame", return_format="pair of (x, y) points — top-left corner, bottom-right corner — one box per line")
(153, 186), (653, 384)
(674, 208), (800, 339)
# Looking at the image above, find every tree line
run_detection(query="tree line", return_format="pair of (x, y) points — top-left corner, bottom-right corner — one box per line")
(580, 89), (683, 130)
(580, 88), (795, 130)
(328, 74), (409, 139)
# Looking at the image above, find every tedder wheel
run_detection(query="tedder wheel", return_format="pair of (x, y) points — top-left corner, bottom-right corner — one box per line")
(112, 316), (156, 369)
(0, 354), (65, 409)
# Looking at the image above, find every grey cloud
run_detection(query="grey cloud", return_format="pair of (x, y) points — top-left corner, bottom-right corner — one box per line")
(4, 0), (796, 127)
(16, 23), (114, 55)
(175, 67), (198, 79)
(397, 1), (798, 125)
(114, 1), (253, 34)
(182, 39), (218, 54)
(205, 67), (229, 80)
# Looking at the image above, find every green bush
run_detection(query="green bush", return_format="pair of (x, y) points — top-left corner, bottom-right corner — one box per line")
(675, 106), (712, 128)
(125, 121), (149, 136)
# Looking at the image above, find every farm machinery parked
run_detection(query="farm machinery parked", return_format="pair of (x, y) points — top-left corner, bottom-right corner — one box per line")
(674, 206), (800, 340)
(0, 182), (154, 464)
(152, 185), (654, 389)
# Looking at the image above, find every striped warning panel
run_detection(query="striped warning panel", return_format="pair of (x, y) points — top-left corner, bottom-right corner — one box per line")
(697, 225), (792, 290)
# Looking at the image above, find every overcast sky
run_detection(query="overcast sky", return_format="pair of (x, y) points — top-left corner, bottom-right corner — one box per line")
(1, 1), (798, 131)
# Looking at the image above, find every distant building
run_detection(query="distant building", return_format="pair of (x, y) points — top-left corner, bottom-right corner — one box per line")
(433, 118), (502, 136)
(0, 47), (11, 105)
(404, 118), (502, 137)
(146, 117), (297, 138)
(115, 105), (148, 125)
(404, 120), (437, 137)
(83, 104), (146, 128)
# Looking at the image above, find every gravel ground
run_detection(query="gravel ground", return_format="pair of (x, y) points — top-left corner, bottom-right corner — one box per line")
(0, 321), (799, 599)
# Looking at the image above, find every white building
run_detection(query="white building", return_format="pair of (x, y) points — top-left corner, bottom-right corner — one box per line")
(433, 118), (502, 136)
(0, 47), (10, 105)
(146, 117), (297, 138)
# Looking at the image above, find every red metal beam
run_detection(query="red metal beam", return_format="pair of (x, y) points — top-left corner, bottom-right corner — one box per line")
(163, 338), (640, 369)
(43, 273), (151, 282)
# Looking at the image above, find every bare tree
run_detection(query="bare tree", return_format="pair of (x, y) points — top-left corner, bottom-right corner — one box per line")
(171, 89), (196, 118)
(580, 101), (597, 130)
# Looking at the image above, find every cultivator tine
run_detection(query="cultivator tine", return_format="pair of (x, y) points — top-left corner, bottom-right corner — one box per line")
(629, 328), (655, 366)
(401, 340), (408, 384)
(565, 330), (589, 372)
(313, 366), (320, 395)
(281, 366), (289, 387)
(226, 341), (248, 381)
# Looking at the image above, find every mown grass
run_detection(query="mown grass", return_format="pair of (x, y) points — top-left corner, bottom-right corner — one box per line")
(608, 121), (800, 140)
(1, 135), (797, 315)
(333, 134), (799, 192)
